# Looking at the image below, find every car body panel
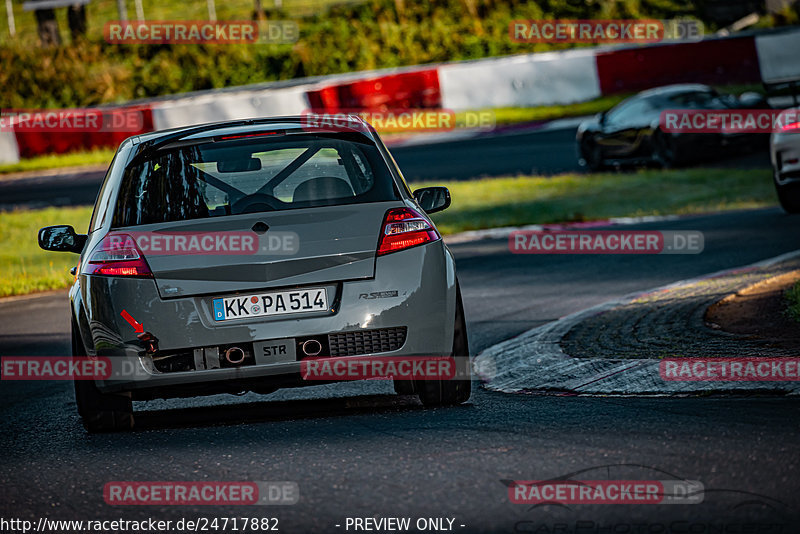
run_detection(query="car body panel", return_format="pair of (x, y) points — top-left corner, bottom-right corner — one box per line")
(771, 128), (800, 185)
(64, 116), (460, 400)
(112, 202), (399, 298)
(82, 241), (455, 395)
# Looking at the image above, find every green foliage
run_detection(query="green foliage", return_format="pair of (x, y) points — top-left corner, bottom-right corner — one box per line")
(2, 0), (703, 109)
(0, 205), (92, 297)
(785, 280), (800, 322)
(1, 41), (299, 108)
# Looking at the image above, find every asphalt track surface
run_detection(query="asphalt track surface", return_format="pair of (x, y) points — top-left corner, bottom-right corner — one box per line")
(2, 206), (800, 531)
(0, 124), (770, 210)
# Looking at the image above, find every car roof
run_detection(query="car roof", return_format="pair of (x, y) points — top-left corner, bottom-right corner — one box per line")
(637, 84), (715, 98)
(129, 115), (375, 146)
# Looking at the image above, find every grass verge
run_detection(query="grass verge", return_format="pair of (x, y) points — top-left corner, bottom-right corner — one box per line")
(427, 167), (775, 234)
(460, 95), (629, 127)
(0, 206), (92, 297)
(0, 148), (114, 176)
(785, 281), (800, 322)
(0, 167), (775, 297)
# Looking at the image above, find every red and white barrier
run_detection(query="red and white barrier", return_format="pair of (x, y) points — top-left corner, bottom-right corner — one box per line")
(0, 131), (20, 164)
(756, 30), (800, 83)
(4, 27), (799, 165)
(594, 36), (761, 94)
(306, 69), (441, 111)
(9, 105), (154, 160)
(151, 86), (308, 130)
(439, 48), (601, 110)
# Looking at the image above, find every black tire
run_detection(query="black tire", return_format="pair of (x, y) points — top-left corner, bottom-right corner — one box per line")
(72, 321), (134, 432)
(652, 130), (680, 169)
(774, 170), (800, 214)
(581, 138), (604, 172)
(393, 377), (416, 396)
(416, 283), (471, 407)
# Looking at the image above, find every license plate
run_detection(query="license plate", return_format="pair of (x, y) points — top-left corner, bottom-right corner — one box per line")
(253, 338), (296, 365)
(213, 288), (328, 321)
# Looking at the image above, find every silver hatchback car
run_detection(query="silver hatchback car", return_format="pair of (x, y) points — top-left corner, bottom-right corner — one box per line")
(39, 116), (470, 432)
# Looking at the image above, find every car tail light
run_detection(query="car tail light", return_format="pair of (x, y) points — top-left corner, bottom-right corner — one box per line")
(80, 234), (153, 277)
(377, 207), (440, 256)
(782, 122), (800, 132)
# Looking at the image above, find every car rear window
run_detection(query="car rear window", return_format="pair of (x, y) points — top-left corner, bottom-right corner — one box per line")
(112, 133), (399, 227)
(666, 91), (732, 109)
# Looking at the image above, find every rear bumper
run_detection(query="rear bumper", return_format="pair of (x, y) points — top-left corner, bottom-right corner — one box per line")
(772, 132), (800, 185)
(75, 241), (457, 396)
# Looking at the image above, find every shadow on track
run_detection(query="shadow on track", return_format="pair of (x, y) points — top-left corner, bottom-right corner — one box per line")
(129, 393), (429, 432)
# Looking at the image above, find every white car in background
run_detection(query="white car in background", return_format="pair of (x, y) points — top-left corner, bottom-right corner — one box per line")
(771, 108), (800, 213)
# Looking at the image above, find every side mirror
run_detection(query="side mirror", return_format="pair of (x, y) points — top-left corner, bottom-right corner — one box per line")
(38, 225), (87, 253)
(413, 186), (451, 214)
(738, 91), (767, 109)
(217, 157), (262, 173)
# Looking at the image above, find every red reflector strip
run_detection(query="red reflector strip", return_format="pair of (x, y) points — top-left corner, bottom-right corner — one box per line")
(381, 234), (431, 252)
(84, 260), (151, 277)
(219, 131), (284, 140)
(95, 266), (144, 276)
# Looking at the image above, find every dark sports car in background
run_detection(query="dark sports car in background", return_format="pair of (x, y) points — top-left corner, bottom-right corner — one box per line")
(576, 84), (767, 170)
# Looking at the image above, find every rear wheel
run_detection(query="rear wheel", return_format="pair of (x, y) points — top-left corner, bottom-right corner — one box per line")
(581, 138), (604, 172)
(774, 170), (800, 214)
(72, 321), (134, 433)
(416, 283), (471, 406)
(653, 130), (681, 168)
(393, 377), (415, 396)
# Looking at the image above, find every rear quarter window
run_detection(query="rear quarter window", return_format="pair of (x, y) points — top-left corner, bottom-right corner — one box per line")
(112, 133), (399, 227)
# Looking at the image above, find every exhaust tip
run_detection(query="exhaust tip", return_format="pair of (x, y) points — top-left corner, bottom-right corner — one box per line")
(224, 346), (246, 365)
(301, 339), (323, 357)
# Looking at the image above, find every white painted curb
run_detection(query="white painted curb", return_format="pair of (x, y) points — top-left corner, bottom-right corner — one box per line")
(473, 249), (800, 396)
